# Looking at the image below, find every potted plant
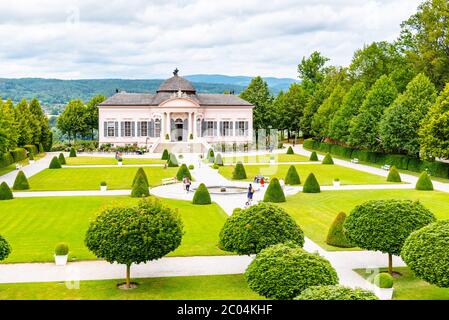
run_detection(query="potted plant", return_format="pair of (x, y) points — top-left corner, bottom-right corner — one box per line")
(100, 181), (107, 191)
(373, 272), (394, 300)
(165, 133), (170, 140)
(189, 133), (193, 140)
(333, 178), (340, 187)
(29, 153), (35, 164)
(117, 157), (123, 166)
(54, 243), (69, 266)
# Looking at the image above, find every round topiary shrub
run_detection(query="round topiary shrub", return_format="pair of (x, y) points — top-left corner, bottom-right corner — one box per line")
(214, 153), (224, 166)
(49, 156), (61, 169)
(263, 178), (286, 203)
(285, 165), (300, 185)
(374, 273), (393, 288)
(13, 171), (30, 190)
(55, 243), (69, 256)
(387, 165), (401, 182)
(58, 153), (66, 165)
(219, 203), (304, 255)
(167, 153), (179, 167)
(132, 168), (149, 187)
(192, 183), (211, 205)
(131, 173), (150, 198)
(161, 149), (169, 160)
(69, 147), (76, 157)
(415, 171), (433, 191)
(326, 212), (354, 248)
(286, 146), (294, 154)
(212, 164), (219, 169)
(245, 243), (338, 299)
(232, 162), (247, 180)
(0, 235), (11, 261)
(85, 198), (183, 288)
(303, 173), (320, 193)
(208, 148), (215, 163)
(322, 153), (334, 165)
(309, 151), (318, 161)
(0, 182), (13, 200)
(344, 199), (436, 274)
(295, 285), (378, 300)
(176, 164), (192, 181)
(401, 220), (449, 287)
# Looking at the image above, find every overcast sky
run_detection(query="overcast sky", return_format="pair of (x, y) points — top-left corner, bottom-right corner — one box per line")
(0, 0), (422, 80)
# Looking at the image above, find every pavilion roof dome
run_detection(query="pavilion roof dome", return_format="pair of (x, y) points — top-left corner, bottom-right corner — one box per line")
(157, 69), (196, 93)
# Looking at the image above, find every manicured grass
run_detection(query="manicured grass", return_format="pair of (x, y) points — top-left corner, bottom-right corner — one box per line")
(0, 159), (30, 177)
(122, 158), (166, 165)
(27, 167), (178, 190)
(279, 189), (449, 251)
(0, 274), (262, 300)
(222, 153), (309, 164)
(0, 196), (228, 263)
(355, 267), (449, 300)
(65, 157), (166, 166)
(218, 164), (392, 185)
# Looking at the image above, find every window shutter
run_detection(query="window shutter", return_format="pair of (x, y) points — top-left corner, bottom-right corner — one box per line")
(103, 122), (107, 137)
(213, 121), (218, 136)
(132, 122), (135, 137)
(115, 122), (119, 137)
(201, 120), (206, 137)
(219, 121), (223, 136)
(230, 121), (234, 136)
(149, 120), (154, 137)
(120, 122), (124, 137)
(244, 121), (249, 136)
(137, 122), (141, 137)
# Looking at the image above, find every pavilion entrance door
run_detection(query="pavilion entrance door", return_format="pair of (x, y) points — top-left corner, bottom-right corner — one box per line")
(174, 118), (184, 141)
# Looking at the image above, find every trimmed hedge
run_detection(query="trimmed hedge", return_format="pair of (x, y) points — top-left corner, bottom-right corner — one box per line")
(219, 203), (304, 255)
(384, 154), (410, 170)
(232, 162), (247, 180)
(295, 285), (378, 300)
(326, 212), (354, 248)
(0, 182), (13, 200)
(13, 171), (30, 190)
(330, 145), (353, 158)
(48, 156), (62, 169)
(131, 173), (150, 198)
(285, 165), (301, 185)
(167, 153), (179, 167)
(407, 158), (423, 172)
(69, 147), (76, 157)
(192, 183), (211, 205)
(208, 148), (215, 163)
(416, 172), (433, 191)
(245, 243), (338, 300)
(132, 168), (149, 187)
(176, 164), (192, 181)
(161, 149), (169, 160)
(0, 234), (11, 261)
(303, 138), (319, 150)
(286, 146), (294, 154)
(58, 153), (66, 165)
(10, 148), (27, 162)
(386, 166), (401, 183)
(214, 153), (224, 166)
(322, 153), (334, 165)
(351, 150), (378, 163)
(303, 173), (320, 193)
(263, 178), (286, 203)
(24, 144), (38, 156)
(421, 160), (449, 179)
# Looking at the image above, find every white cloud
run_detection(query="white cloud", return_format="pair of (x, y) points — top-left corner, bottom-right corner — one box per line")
(0, 0), (422, 79)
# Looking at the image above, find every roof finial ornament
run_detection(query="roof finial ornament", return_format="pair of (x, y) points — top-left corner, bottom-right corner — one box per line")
(173, 68), (179, 76)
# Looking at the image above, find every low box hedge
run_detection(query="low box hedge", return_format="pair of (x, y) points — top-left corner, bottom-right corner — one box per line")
(303, 139), (316, 150)
(420, 160), (449, 179)
(330, 145), (353, 158)
(318, 142), (331, 153)
(384, 154), (410, 170)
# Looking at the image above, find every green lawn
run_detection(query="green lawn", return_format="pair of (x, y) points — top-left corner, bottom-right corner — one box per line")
(355, 267), (449, 300)
(0, 159), (30, 177)
(280, 189), (449, 251)
(65, 157), (166, 166)
(0, 274), (262, 300)
(218, 164), (392, 185)
(223, 153), (310, 164)
(0, 196), (228, 263)
(27, 167), (178, 190)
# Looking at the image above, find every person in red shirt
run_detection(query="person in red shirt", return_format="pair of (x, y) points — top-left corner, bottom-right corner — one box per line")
(260, 177), (265, 187)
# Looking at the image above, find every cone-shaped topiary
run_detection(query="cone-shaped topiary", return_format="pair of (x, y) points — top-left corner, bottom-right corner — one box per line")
(192, 183), (211, 205)
(214, 153), (224, 166)
(49, 156), (61, 169)
(161, 149), (169, 160)
(263, 178), (286, 203)
(303, 173), (321, 193)
(232, 161), (247, 180)
(13, 171), (29, 190)
(132, 167), (149, 187)
(326, 212), (354, 248)
(131, 174), (150, 198)
(176, 164), (192, 181)
(69, 147), (76, 157)
(285, 165), (300, 185)
(29, 153), (34, 161)
(0, 182), (13, 200)
(58, 153), (66, 165)
(167, 153), (179, 167)
(387, 165), (401, 182)
(416, 171), (433, 191)
(208, 148), (215, 163)
(309, 151), (318, 161)
(322, 153), (334, 165)
(286, 146), (294, 154)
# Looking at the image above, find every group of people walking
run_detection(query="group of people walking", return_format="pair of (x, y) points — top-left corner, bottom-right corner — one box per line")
(182, 176), (192, 193)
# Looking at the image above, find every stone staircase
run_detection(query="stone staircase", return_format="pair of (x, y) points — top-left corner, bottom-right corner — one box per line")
(153, 142), (206, 153)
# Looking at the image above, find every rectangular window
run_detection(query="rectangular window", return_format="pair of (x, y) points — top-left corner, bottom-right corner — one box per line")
(124, 121), (132, 137)
(140, 122), (148, 137)
(236, 121), (248, 136)
(107, 121), (115, 137)
(155, 119), (161, 137)
(206, 121), (215, 136)
(220, 121), (232, 136)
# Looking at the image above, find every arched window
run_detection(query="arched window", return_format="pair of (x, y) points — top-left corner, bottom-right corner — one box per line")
(154, 119), (161, 137)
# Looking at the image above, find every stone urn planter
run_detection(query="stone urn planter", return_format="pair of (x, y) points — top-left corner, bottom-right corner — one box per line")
(54, 243), (69, 266)
(118, 161), (123, 166)
(100, 182), (107, 192)
(333, 179), (340, 187)
(374, 272), (394, 300)
(375, 287), (394, 300)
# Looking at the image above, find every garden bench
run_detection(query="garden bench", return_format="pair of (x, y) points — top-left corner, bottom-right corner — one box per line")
(351, 158), (359, 164)
(381, 164), (391, 171)
(162, 177), (178, 185)
(15, 164), (23, 170)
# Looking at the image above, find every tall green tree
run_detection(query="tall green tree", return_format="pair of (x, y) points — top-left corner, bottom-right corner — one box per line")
(14, 99), (33, 146)
(298, 51), (330, 92)
(85, 95), (106, 139)
(328, 82), (367, 143)
(282, 83), (307, 138)
(57, 99), (88, 141)
(419, 83), (449, 159)
(400, 0), (449, 90)
(348, 75), (398, 151)
(28, 98), (44, 144)
(240, 77), (273, 130)
(0, 99), (18, 152)
(380, 73), (437, 156)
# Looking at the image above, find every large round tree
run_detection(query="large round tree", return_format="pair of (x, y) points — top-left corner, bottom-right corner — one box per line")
(344, 199), (436, 274)
(245, 243), (338, 299)
(219, 203), (304, 255)
(401, 220), (449, 287)
(85, 198), (183, 288)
